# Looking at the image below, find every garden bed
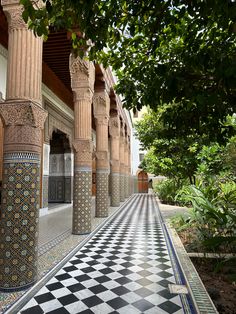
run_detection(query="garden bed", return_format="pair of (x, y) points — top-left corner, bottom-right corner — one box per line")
(176, 229), (236, 313)
(191, 257), (236, 314)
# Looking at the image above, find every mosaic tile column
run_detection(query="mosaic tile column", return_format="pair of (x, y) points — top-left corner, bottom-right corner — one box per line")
(93, 90), (110, 217)
(129, 175), (134, 195)
(0, 1), (47, 291)
(109, 115), (120, 207)
(119, 123), (125, 202)
(70, 54), (95, 234)
(124, 135), (129, 198)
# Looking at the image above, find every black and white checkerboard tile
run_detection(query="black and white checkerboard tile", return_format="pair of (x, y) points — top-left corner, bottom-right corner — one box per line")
(19, 194), (193, 314)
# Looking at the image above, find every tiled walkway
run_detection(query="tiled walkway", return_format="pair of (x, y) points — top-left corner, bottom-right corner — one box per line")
(38, 206), (72, 256)
(13, 194), (195, 314)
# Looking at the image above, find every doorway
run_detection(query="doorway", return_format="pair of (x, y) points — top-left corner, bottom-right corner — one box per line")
(48, 130), (72, 203)
(138, 170), (149, 193)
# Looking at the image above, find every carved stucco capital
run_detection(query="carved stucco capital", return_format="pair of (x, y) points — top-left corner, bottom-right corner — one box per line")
(95, 115), (109, 126)
(2, 3), (27, 31)
(73, 87), (94, 103)
(93, 92), (110, 119)
(96, 151), (108, 161)
(73, 139), (93, 166)
(73, 139), (92, 154)
(0, 101), (47, 129)
(109, 116), (120, 137)
(70, 56), (89, 76)
(69, 54), (95, 93)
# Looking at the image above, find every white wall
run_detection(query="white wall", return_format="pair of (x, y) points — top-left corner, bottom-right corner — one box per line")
(130, 108), (147, 175)
(0, 44), (7, 99)
(131, 128), (146, 175)
(131, 129), (140, 175)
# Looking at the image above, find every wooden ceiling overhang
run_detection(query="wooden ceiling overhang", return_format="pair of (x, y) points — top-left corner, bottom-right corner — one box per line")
(0, 6), (130, 133)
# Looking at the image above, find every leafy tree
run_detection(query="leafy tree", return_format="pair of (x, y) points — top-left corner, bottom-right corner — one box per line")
(20, 1), (236, 141)
(135, 108), (201, 184)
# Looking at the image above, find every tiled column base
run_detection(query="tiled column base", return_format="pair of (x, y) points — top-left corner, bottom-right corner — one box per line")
(119, 174), (125, 202)
(124, 174), (129, 198)
(0, 153), (41, 291)
(110, 173), (120, 207)
(133, 176), (138, 193)
(73, 170), (92, 235)
(95, 170), (109, 217)
(129, 175), (133, 195)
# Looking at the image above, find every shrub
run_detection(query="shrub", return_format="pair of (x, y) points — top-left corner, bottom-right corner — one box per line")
(177, 182), (236, 252)
(154, 178), (186, 206)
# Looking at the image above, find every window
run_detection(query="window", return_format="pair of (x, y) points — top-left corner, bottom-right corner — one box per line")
(139, 153), (145, 162)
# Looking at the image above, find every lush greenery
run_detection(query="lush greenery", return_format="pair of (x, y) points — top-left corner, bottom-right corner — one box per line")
(147, 114), (236, 252)
(20, 0), (236, 252)
(171, 181), (236, 253)
(136, 108), (202, 184)
(21, 1), (236, 127)
(154, 178), (186, 206)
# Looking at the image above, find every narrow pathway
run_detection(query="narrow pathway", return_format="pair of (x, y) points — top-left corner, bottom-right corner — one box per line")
(17, 194), (194, 314)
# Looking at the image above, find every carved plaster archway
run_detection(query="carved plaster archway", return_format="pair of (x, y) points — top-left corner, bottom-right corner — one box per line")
(48, 115), (73, 148)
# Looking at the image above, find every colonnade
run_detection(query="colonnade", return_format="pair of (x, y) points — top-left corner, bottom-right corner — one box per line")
(0, 0), (132, 291)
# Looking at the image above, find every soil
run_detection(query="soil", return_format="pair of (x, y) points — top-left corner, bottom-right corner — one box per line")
(191, 257), (236, 314)
(178, 229), (203, 252)
(175, 230), (236, 312)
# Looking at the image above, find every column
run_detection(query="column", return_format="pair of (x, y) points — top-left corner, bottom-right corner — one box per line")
(109, 115), (120, 207)
(124, 133), (129, 198)
(128, 138), (132, 196)
(93, 89), (110, 217)
(119, 123), (125, 202)
(70, 54), (95, 234)
(0, 1), (47, 291)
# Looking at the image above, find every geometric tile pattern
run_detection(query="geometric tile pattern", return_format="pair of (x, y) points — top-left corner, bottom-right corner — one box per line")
(19, 194), (192, 314)
(38, 229), (71, 256)
(0, 153), (41, 291)
(129, 175), (134, 195)
(124, 174), (129, 198)
(96, 171), (109, 217)
(119, 174), (125, 202)
(133, 177), (138, 193)
(110, 173), (120, 207)
(42, 175), (49, 209)
(64, 176), (73, 203)
(73, 171), (91, 235)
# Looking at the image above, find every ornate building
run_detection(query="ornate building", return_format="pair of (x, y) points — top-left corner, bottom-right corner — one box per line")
(0, 0), (132, 291)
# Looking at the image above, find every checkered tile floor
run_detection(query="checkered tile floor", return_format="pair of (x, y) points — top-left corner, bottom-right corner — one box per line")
(19, 194), (193, 314)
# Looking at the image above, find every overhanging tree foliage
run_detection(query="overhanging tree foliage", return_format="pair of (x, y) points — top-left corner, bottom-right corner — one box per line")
(20, 0), (236, 141)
